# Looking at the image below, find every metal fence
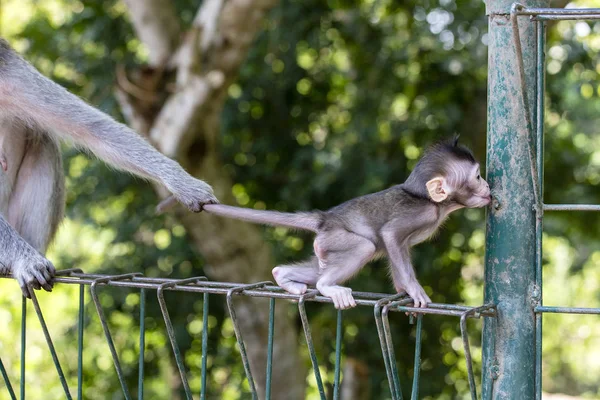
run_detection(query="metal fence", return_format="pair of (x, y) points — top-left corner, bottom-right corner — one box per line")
(0, 271), (495, 400)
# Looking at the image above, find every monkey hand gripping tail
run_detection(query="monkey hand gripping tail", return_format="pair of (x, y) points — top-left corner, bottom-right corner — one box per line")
(0, 39), (217, 298)
(160, 139), (491, 310)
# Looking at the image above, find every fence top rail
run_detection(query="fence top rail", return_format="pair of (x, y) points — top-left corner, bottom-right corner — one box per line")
(517, 7), (600, 15)
(543, 204), (600, 212)
(512, 3), (600, 20)
(535, 306), (600, 315)
(0, 272), (495, 318)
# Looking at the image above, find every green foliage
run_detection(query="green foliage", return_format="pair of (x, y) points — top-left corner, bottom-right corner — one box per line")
(0, 0), (599, 398)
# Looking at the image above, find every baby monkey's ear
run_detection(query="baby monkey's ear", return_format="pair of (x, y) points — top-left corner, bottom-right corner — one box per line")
(426, 177), (449, 202)
(452, 133), (460, 147)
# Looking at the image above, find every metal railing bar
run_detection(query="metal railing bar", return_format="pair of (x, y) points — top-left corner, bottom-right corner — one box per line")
(30, 291), (72, 399)
(226, 281), (272, 400)
(49, 277), (385, 305)
(375, 294), (409, 400)
(543, 204), (600, 212)
(410, 315), (423, 400)
(138, 288), (146, 400)
(535, 306), (600, 314)
(55, 271), (396, 300)
(4, 275), (495, 314)
(55, 268), (84, 277)
(535, 18), (545, 400)
(333, 310), (343, 400)
(534, 14), (600, 20)
(20, 297), (25, 400)
(158, 277), (208, 400)
(298, 290), (326, 400)
(265, 298), (275, 400)
(0, 357), (16, 400)
(515, 7), (600, 16)
(390, 305), (494, 318)
(200, 293), (209, 400)
(77, 285), (84, 400)
(91, 273), (143, 400)
(513, 5), (600, 20)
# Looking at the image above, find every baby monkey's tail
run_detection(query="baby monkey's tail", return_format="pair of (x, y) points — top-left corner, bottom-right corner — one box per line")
(203, 204), (321, 232)
(156, 196), (321, 232)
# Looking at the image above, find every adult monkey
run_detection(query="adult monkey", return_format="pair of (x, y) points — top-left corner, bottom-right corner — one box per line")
(0, 39), (217, 298)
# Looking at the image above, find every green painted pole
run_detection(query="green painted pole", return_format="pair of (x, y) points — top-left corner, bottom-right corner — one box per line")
(482, 1), (548, 399)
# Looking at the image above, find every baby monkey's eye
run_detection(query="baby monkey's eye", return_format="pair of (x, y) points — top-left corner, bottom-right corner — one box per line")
(476, 174), (481, 180)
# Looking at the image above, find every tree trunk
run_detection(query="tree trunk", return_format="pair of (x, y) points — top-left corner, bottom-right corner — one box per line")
(119, 1), (306, 398)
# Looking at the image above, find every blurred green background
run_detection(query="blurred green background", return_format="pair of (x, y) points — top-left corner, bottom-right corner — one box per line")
(0, 0), (599, 399)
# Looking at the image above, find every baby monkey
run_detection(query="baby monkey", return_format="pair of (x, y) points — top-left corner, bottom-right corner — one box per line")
(161, 138), (491, 309)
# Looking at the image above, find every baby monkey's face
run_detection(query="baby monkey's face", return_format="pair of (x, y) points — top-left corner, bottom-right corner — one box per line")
(453, 162), (491, 208)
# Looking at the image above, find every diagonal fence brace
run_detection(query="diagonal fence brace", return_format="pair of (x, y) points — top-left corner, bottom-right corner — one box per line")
(30, 290), (73, 399)
(333, 309), (343, 400)
(0, 356), (16, 400)
(226, 281), (272, 400)
(157, 277), (208, 400)
(382, 299), (419, 400)
(460, 304), (497, 400)
(298, 289), (326, 400)
(410, 315), (423, 400)
(510, 2), (543, 213)
(265, 297), (275, 400)
(91, 273), (143, 400)
(54, 269), (85, 400)
(375, 293), (410, 400)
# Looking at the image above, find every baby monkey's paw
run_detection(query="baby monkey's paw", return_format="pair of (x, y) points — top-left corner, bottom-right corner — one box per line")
(318, 285), (356, 310)
(405, 282), (431, 309)
(272, 267), (307, 295)
(12, 254), (56, 298)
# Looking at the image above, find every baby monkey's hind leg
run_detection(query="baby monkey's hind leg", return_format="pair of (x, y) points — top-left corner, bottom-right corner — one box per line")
(314, 230), (376, 310)
(272, 257), (320, 295)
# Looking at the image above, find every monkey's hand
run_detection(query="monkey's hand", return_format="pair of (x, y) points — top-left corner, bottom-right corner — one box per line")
(0, 214), (55, 298)
(403, 281), (431, 308)
(163, 177), (218, 213)
(11, 250), (56, 299)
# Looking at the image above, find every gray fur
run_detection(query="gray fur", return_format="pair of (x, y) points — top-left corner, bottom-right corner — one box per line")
(0, 39), (217, 297)
(203, 204), (322, 232)
(204, 141), (492, 309)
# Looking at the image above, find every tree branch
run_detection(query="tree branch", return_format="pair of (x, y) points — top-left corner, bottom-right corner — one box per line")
(122, 0), (305, 398)
(122, 0), (181, 66)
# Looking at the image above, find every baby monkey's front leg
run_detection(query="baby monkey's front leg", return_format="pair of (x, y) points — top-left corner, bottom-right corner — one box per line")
(383, 236), (431, 309)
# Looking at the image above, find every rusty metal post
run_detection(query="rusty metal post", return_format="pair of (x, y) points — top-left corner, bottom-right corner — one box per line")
(482, 1), (548, 398)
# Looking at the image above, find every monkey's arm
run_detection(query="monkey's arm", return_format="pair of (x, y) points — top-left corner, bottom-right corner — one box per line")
(0, 40), (216, 211)
(0, 214), (55, 298)
(381, 216), (434, 308)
